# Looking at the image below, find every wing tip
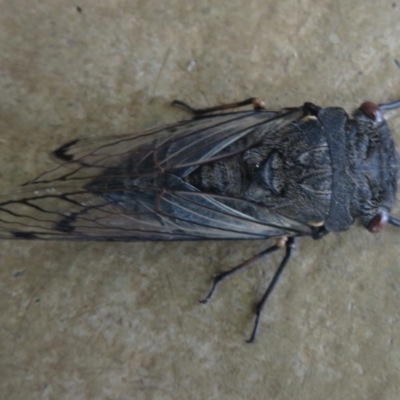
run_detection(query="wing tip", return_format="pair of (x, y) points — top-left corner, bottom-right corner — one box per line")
(52, 139), (80, 162)
(10, 231), (38, 239)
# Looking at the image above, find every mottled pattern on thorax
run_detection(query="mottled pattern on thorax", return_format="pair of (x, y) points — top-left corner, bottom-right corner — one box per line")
(186, 117), (333, 224)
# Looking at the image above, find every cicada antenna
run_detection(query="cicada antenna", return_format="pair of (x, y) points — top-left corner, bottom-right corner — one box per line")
(388, 215), (400, 227)
(379, 100), (400, 111)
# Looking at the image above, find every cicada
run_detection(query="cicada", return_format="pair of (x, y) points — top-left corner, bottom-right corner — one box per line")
(1, 97), (400, 342)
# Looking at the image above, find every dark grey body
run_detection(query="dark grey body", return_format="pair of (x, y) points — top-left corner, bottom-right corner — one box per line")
(186, 112), (333, 227)
(184, 104), (398, 234)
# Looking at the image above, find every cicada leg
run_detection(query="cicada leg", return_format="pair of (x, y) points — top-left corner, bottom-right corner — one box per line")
(201, 236), (296, 343)
(171, 97), (266, 116)
(247, 237), (296, 343)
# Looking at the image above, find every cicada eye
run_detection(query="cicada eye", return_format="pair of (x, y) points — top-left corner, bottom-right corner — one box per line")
(367, 211), (389, 233)
(360, 101), (384, 123)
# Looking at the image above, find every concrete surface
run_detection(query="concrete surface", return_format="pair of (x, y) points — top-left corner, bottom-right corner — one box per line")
(1, 1), (400, 399)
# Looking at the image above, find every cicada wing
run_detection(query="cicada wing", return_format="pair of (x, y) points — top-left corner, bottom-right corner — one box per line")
(0, 106), (311, 240)
(27, 108), (303, 185)
(0, 180), (311, 240)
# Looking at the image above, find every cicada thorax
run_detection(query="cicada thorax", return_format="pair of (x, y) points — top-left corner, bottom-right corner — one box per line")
(184, 110), (335, 228)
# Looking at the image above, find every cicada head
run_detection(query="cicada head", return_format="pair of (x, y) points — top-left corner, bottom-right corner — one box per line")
(350, 101), (400, 233)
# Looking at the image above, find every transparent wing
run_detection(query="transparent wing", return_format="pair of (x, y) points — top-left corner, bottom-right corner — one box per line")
(0, 108), (312, 240)
(29, 109), (302, 184)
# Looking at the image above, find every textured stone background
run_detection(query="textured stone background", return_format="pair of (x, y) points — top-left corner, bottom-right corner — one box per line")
(1, 1), (400, 399)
